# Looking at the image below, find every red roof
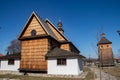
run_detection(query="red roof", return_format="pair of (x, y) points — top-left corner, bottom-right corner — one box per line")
(114, 58), (120, 60)
(0, 53), (3, 57)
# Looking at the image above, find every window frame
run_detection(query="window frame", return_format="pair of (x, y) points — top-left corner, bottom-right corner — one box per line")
(57, 58), (66, 66)
(101, 45), (103, 48)
(31, 29), (37, 36)
(107, 45), (109, 47)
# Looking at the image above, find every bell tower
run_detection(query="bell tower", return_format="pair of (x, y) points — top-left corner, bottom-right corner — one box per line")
(97, 33), (114, 66)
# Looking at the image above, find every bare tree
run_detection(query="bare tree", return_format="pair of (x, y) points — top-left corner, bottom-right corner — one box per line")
(116, 30), (120, 58)
(115, 49), (120, 58)
(92, 27), (103, 80)
(6, 39), (21, 54)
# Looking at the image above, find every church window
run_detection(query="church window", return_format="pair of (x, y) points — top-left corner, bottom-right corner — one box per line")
(31, 29), (37, 36)
(101, 45), (103, 48)
(107, 45), (109, 47)
(8, 59), (14, 65)
(57, 58), (66, 65)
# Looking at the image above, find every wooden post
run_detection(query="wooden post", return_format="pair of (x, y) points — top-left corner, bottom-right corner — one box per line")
(99, 50), (102, 80)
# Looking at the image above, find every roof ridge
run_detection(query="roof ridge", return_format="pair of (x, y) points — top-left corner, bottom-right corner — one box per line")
(32, 12), (49, 35)
(18, 11), (49, 38)
(18, 12), (34, 39)
(33, 12), (59, 40)
(18, 12), (58, 40)
(45, 19), (69, 41)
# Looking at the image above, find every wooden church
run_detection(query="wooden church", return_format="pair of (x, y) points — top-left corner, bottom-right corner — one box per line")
(18, 11), (84, 74)
(97, 33), (114, 66)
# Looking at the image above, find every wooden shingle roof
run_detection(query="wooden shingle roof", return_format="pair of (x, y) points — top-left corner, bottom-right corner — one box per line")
(98, 37), (112, 44)
(46, 47), (84, 58)
(35, 13), (58, 40)
(18, 11), (80, 53)
(45, 19), (69, 41)
(0, 53), (20, 60)
(98, 33), (112, 45)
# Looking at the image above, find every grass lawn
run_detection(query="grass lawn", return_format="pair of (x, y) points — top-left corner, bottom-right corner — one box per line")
(102, 64), (120, 80)
(0, 74), (80, 80)
(83, 67), (95, 80)
(0, 67), (94, 80)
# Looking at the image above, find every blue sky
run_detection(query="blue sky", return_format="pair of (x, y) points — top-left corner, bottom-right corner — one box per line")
(0, 0), (120, 58)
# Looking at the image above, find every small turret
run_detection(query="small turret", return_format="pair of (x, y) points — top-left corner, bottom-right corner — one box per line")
(98, 32), (112, 45)
(101, 32), (105, 37)
(57, 20), (64, 34)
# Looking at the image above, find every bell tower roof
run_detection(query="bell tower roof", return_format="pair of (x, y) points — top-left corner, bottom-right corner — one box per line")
(98, 33), (112, 45)
(101, 32), (105, 37)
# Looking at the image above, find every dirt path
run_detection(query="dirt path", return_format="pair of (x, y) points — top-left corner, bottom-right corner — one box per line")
(90, 66), (117, 80)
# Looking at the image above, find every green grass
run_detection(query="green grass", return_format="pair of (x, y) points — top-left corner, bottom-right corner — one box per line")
(0, 67), (95, 80)
(0, 74), (81, 80)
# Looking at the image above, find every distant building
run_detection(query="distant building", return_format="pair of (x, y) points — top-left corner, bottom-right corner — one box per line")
(114, 58), (120, 64)
(97, 33), (114, 66)
(0, 53), (3, 57)
(0, 53), (3, 69)
(84, 58), (98, 66)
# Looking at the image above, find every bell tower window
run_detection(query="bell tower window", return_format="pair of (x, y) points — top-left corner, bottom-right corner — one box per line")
(101, 45), (103, 48)
(31, 30), (37, 36)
